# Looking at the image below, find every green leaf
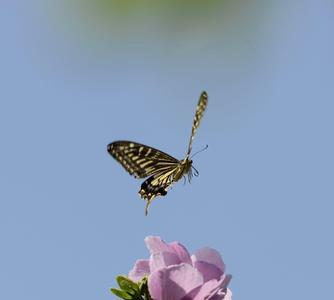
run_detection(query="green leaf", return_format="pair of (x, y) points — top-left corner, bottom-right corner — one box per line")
(116, 276), (140, 296)
(138, 277), (152, 300)
(138, 276), (148, 291)
(110, 288), (133, 300)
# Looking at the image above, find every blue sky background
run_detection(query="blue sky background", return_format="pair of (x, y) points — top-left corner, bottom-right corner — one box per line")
(1, 1), (333, 299)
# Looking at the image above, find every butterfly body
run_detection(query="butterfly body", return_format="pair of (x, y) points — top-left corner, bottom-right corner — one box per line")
(107, 91), (208, 215)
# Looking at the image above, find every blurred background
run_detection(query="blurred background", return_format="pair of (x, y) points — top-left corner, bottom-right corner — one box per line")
(1, 0), (333, 299)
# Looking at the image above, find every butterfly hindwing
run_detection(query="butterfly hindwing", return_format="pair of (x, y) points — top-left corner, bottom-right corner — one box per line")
(139, 167), (177, 199)
(139, 167), (179, 215)
(107, 141), (179, 179)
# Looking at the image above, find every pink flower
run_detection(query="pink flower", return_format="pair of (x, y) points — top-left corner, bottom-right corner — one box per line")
(128, 236), (232, 300)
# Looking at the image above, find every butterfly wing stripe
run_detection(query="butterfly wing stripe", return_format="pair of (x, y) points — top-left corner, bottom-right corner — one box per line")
(152, 167), (178, 185)
(144, 164), (176, 176)
(109, 146), (143, 178)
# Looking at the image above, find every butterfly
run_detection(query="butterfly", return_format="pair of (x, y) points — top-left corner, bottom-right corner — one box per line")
(107, 91), (208, 215)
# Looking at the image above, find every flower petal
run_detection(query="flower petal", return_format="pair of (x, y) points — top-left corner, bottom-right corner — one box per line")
(145, 236), (172, 254)
(220, 288), (232, 300)
(149, 252), (180, 273)
(149, 263), (204, 300)
(193, 261), (224, 282)
(169, 242), (192, 265)
(192, 247), (225, 273)
(209, 288), (232, 300)
(191, 274), (232, 300)
(128, 259), (150, 282)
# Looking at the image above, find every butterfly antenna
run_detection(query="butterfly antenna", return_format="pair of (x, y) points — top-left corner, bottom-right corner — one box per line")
(191, 144), (208, 159)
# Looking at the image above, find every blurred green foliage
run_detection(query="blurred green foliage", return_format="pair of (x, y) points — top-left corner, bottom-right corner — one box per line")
(85, 0), (231, 17)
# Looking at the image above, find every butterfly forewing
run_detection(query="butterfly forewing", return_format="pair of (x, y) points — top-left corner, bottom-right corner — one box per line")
(187, 91), (208, 156)
(107, 141), (179, 179)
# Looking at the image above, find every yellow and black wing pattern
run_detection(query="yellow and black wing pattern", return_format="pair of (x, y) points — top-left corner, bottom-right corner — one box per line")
(187, 91), (208, 156)
(107, 141), (180, 213)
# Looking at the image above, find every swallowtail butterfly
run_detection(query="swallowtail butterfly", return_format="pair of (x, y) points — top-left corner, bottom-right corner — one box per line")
(107, 91), (208, 215)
